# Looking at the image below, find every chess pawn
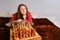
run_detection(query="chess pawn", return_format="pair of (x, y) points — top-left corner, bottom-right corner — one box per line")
(19, 24), (21, 30)
(17, 23), (20, 30)
(28, 29), (31, 37)
(22, 28), (26, 38)
(25, 30), (28, 38)
(28, 22), (33, 30)
(17, 26), (20, 31)
(19, 30), (23, 39)
(31, 29), (36, 37)
(34, 29), (36, 36)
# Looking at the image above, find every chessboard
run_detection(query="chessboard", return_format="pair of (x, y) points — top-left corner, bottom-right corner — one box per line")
(10, 22), (42, 40)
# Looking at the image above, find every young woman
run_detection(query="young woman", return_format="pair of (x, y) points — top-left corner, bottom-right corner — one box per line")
(9, 4), (33, 23)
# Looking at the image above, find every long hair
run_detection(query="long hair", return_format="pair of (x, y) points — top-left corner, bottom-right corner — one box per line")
(15, 4), (28, 20)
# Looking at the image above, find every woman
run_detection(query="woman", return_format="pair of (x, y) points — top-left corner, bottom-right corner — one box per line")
(9, 4), (33, 23)
(6, 4), (33, 26)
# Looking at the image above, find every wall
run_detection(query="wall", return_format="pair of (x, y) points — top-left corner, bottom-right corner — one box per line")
(0, 0), (60, 28)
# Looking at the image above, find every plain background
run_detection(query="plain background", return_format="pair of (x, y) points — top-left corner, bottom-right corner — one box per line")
(0, 0), (60, 28)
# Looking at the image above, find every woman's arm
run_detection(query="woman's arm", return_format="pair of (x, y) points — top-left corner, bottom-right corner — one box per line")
(9, 13), (16, 22)
(5, 13), (16, 26)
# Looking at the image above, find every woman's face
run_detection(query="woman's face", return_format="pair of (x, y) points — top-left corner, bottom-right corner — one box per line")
(20, 6), (27, 15)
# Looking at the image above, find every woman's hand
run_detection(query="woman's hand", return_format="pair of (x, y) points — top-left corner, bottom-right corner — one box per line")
(5, 22), (11, 27)
(17, 19), (23, 22)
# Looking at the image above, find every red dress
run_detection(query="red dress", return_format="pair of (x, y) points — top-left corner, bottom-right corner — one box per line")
(9, 12), (32, 22)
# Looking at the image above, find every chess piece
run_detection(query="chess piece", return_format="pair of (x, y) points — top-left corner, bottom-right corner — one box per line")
(28, 29), (31, 37)
(19, 31), (23, 39)
(25, 30), (28, 38)
(31, 29), (36, 37)
(14, 28), (18, 40)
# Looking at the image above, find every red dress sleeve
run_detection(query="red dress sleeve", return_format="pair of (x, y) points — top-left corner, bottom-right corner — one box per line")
(9, 13), (16, 22)
(9, 12), (33, 22)
(27, 12), (32, 22)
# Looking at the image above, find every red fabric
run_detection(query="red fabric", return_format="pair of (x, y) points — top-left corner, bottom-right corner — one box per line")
(9, 13), (16, 22)
(9, 12), (32, 22)
(27, 12), (32, 22)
